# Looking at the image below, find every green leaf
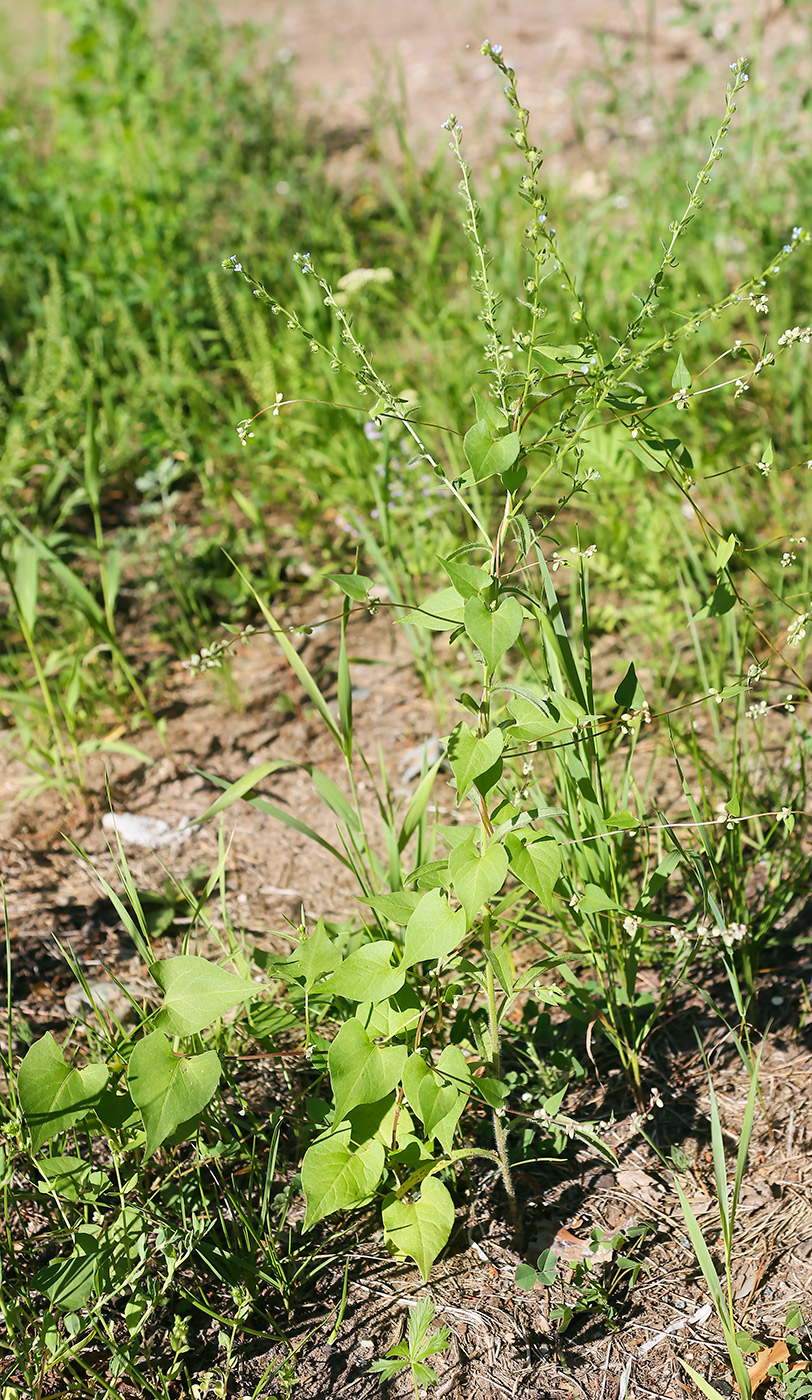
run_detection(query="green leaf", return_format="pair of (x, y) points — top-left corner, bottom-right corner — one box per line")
(439, 556), (490, 600)
(515, 1262), (539, 1290)
(613, 662), (646, 711)
(715, 534), (737, 572)
(325, 572), (373, 602)
(355, 985), (423, 1039)
(671, 353), (692, 391)
(505, 834), (561, 911)
(382, 1177), (455, 1280)
(448, 839), (508, 924)
(151, 956), (256, 1036)
(406, 585), (466, 631)
(463, 422), (521, 483)
(302, 1122), (385, 1229)
(472, 390), (508, 431)
(322, 942), (406, 1004)
(18, 1035), (109, 1152)
(695, 577), (737, 621)
(14, 545), (39, 635)
(578, 883), (623, 914)
(447, 723), (504, 802)
(401, 1047), (471, 1152)
(506, 696), (562, 744)
(360, 890), (421, 924)
(35, 1232), (101, 1311)
(287, 919), (342, 989)
(463, 595), (523, 672)
(328, 1020), (407, 1124)
(402, 889), (467, 968)
(128, 1032), (221, 1157)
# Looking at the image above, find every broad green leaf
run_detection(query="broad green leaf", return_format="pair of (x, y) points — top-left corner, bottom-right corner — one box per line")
(322, 942), (405, 1004)
(472, 390), (508, 431)
(360, 890), (421, 924)
(302, 1122), (385, 1229)
(447, 723), (504, 803)
(287, 919), (342, 989)
(401, 1046), (471, 1152)
(406, 585), (466, 631)
(438, 556), (490, 600)
(151, 955), (256, 1036)
(715, 534), (736, 572)
(613, 662), (646, 711)
(505, 834), (561, 911)
(347, 1094), (415, 1150)
(578, 883), (622, 914)
(356, 985), (423, 1039)
(402, 889), (466, 968)
(463, 595), (523, 672)
(449, 839), (508, 924)
(695, 577), (737, 620)
(382, 1176), (455, 1280)
(128, 1032), (221, 1157)
(35, 1231), (101, 1311)
(671, 353), (692, 391)
(18, 1035), (109, 1152)
(325, 572), (374, 602)
(328, 1020), (407, 1124)
(463, 421), (521, 483)
(37, 1156), (111, 1202)
(506, 696), (562, 744)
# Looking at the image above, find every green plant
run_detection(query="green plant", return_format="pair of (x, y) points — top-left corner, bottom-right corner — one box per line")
(641, 1032), (764, 1400)
(370, 1296), (450, 1396)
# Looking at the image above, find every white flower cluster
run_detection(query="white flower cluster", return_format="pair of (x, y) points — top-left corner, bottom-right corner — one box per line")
(777, 325), (812, 346)
(672, 387), (691, 411)
(695, 921), (748, 948)
(183, 625), (257, 677)
(550, 543), (597, 571)
(787, 611), (811, 647)
(749, 292), (769, 314)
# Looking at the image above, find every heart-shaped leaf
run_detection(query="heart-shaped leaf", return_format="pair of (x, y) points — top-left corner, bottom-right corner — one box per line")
(447, 723), (504, 802)
(128, 1031), (221, 1156)
(401, 1046), (471, 1152)
(35, 1230), (102, 1310)
(464, 595), (523, 672)
(438, 556), (490, 599)
(18, 1034), (109, 1152)
(302, 1122), (385, 1229)
(506, 834), (561, 911)
(287, 918), (342, 990)
(151, 955), (256, 1036)
(322, 942), (405, 1004)
(402, 889), (467, 969)
(328, 1019), (407, 1124)
(382, 1176), (455, 1280)
(463, 421), (521, 483)
(449, 839), (509, 924)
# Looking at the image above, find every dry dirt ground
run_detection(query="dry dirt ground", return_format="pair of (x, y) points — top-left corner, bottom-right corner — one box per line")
(3, 2), (812, 1398)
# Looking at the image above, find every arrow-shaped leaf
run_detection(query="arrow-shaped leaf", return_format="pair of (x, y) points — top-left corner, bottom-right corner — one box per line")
(18, 1035), (109, 1152)
(463, 595), (523, 672)
(302, 1122), (385, 1229)
(382, 1176), (455, 1280)
(128, 1031), (221, 1156)
(402, 889), (467, 968)
(151, 955), (256, 1036)
(449, 839), (508, 924)
(447, 723), (503, 803)
(328, 1020), (407, 1124)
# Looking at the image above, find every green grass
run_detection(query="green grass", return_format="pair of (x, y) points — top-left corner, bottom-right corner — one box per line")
(2, 0), (812, 1394)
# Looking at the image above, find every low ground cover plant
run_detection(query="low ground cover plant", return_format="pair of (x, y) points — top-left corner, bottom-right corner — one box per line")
(2, 6), (812, 1397)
